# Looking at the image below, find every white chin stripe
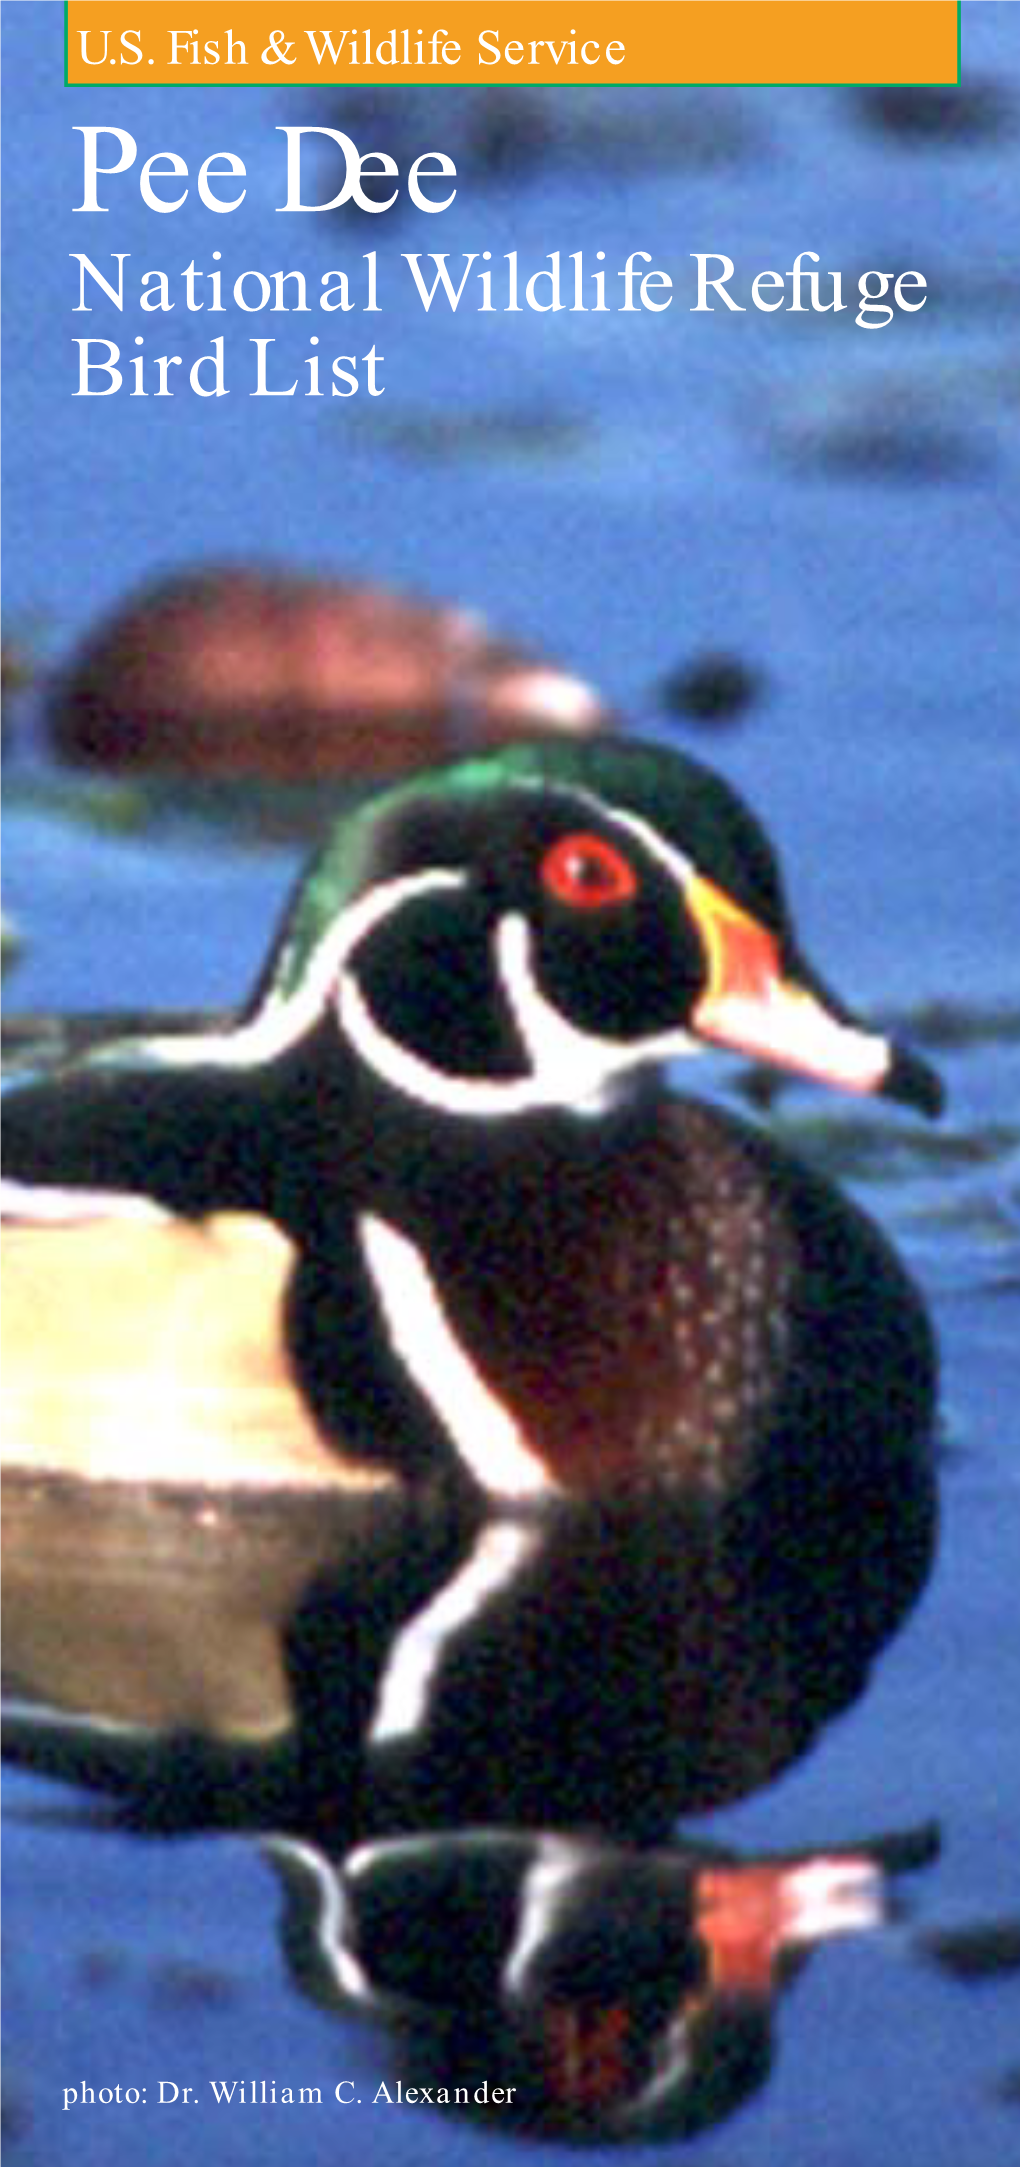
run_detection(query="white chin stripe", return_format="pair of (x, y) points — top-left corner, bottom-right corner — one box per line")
(497, 914), (696, 1106)
(340, 910), (692, 1121)
(357, 1211), (560, 1502)
(337, 964), (557, 1120)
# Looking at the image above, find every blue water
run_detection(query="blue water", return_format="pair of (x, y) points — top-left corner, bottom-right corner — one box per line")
(3, 3), (1020, 2161)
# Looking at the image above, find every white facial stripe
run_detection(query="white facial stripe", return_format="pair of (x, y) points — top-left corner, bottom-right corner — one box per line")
(596, 799), (697, 895)
(132, 869), (468, 1072)
(358, 1210), (561, 1498)
(121, 780), (705, 1109)
(367, 1519), (544, 1747)
(338, 956), (561, 1118)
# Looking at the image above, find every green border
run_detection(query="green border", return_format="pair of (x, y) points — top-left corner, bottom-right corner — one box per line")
(64, 3), (962, 89)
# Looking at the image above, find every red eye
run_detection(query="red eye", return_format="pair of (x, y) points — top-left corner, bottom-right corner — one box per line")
(541, 831), (639, 910)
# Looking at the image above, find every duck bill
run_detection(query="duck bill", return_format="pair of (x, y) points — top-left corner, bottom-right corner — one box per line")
(686, 874), (942, 1115)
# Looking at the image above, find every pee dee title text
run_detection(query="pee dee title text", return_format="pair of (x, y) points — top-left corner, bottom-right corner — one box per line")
(69, 124), (929, 400)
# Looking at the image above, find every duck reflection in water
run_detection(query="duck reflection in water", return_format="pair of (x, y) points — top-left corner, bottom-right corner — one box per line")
(3, 737), (946, 2140)
(265, 1823), (937, 2143)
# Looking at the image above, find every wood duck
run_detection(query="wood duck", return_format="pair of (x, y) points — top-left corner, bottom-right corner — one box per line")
(2, 738), (942, 1824)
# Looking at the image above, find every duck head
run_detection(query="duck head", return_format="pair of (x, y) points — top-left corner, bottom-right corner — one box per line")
(237, 738), (941, 1123)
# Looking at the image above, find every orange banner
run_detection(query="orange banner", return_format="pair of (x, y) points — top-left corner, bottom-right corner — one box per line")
(66, 5), (960, 88)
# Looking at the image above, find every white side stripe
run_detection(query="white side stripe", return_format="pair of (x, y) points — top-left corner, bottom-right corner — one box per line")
(367, 1520), (543, 1747)
(357, 1211), (560, 1501)
(0, 1179), (170, 1225)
